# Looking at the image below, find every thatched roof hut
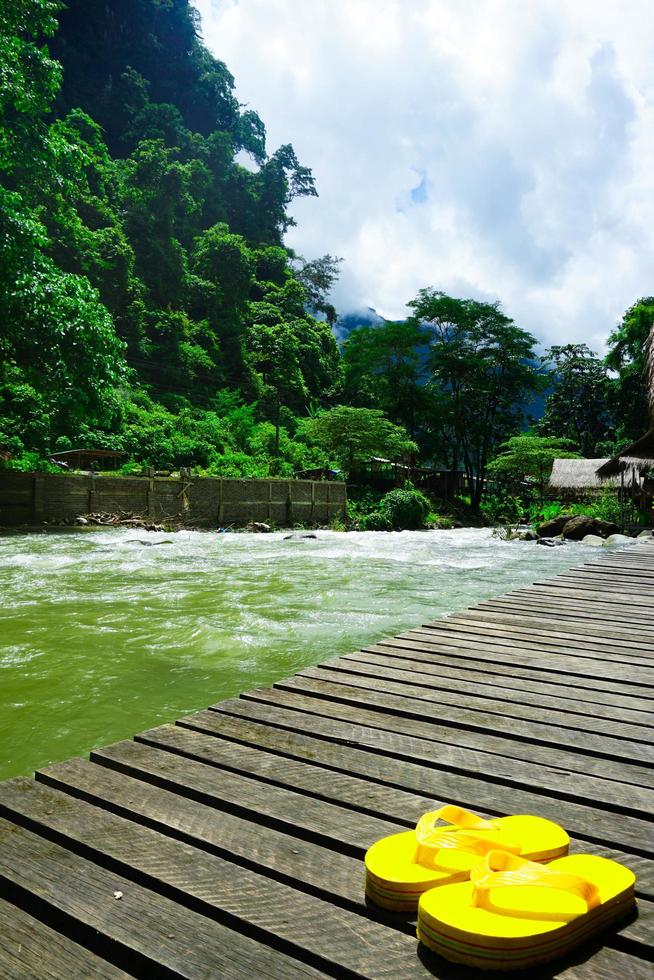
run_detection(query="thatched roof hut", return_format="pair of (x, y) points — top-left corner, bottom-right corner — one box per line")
(549, 458), (618, 490)
(596, 430), (654, 479)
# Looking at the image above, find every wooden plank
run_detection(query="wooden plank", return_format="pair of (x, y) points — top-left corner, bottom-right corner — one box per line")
(297, 663), (654, 740)
(519, 591), (654, 618)
(535, 946), (653, 980)
(533, 571), (654, 592)
(343, 648), (654, 712)
(36, 756), (366, 912)
(369, 636), (654, 692)
(415, 623), (654, 662)
(140, 716), (654, 828)
(317, 655), (654, 726)
(205, 687), (654, 792)
(477, 602), (654, 641)
(36, 737), (654, 962)
(185, 701), (654, 801)
(436, 613), (654, 653)
(556, 573), (654, 592)
(0, 781), (433, 979)
(181, 704), (654, 860)
(0, 896), (129, 980)
(89, 737), (400, 854)
(411, 623), (654, 666)
(398, 627), (654, 678)
(480, 597), (654, 637)
(442, 607), (654, 660)
(272, 673), (654, 767)
(514, 587), (654, 620)
(193, 699), (654, 855)
(0, 814), (324, 979)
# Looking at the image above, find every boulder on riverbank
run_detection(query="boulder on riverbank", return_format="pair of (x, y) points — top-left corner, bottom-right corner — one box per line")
(581, 534), (605, 547)
(536, 515), (573, 537)
(604, 533), (633, 545)
(560, 516), (620, 540)
(537, 536), (566, 547)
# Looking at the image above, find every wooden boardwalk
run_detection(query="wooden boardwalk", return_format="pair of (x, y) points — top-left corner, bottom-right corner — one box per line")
(1, 544), (654, 978)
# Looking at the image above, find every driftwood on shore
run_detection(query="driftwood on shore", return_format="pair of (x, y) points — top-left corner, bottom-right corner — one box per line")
(69, 511), (173, 532)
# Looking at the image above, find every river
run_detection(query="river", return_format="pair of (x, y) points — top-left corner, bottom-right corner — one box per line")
(0, 527), (628, 780)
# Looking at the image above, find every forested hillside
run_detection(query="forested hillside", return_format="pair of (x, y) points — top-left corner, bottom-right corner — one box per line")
(1, 0), (342, 475)
(1, 0), (652, 504)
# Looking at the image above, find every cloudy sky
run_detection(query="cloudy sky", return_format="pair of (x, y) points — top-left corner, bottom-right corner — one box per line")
(195, 0), (654, 350)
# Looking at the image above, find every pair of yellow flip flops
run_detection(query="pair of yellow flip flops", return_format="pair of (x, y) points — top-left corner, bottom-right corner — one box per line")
(364, 804), (636, 971)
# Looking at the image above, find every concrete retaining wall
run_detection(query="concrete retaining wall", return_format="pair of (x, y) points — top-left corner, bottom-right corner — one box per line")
(0, 472), (347, 527)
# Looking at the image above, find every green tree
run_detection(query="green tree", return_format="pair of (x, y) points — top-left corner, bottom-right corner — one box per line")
(605, 297), (654, 444)
(248, 321), (305, 457)
(536, 344), (613, 456)
(342, 320), (429, 439)
(489, 435), (580, 502)
(409, 290), (543, 510)
(300, 406), (417, 474)
(293, 253), (343, 326)
(0, 0), (127, 448)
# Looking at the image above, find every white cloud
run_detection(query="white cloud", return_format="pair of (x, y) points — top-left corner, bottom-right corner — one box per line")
(195, 0), (654, 349)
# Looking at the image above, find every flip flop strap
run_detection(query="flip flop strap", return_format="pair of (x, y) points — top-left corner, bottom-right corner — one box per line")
(415, 806), (520, 871)
(416, 805), (521, 851)
(416, 805), (496, 846)
(471, 851), (600, 919)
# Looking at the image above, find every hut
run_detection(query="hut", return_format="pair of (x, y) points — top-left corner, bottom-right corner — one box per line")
(595, 431), (654, 511)
(596, 430), (654, 480)
(548, 458), (618, 499)
(48, 449), (125, 471)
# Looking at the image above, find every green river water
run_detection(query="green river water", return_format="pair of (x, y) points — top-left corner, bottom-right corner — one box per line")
(0, 528), (626, 781)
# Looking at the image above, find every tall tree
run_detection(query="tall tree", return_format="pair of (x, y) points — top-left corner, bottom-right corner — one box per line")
(341, 320), (429, 439)
(293, 253), (343, 326)
(408, 290), (543, 510)
(605, 297), (654, 444)
(536, 344), (613, 456)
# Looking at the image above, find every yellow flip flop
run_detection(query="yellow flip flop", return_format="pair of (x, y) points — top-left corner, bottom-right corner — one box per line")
(417, 850), (636, 970)
(364, 804), (569, 911)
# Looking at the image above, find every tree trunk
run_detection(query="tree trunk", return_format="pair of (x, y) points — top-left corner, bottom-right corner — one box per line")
(274, 390), (280, 457)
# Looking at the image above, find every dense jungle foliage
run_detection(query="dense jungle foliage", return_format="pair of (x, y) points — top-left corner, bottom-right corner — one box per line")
(1, 0), (652, 513)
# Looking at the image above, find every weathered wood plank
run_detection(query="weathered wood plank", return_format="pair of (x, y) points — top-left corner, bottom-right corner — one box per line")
(411, 623), (654, 665)
(90, 737), (400, 853)
(141, 716), (654, 830)
(0, 896), (130, 980)
(180, 706), (654, 884)
(184, 702), (654, 804)
(315, 656), (654, 727)
(204, 688), (654, 793)
(36, 756), (366, 912)
(482, 590), (654, 624)
(342, 648), (654, 712)
(296, 663), (654, 742)
(195, 699), (654, 855)
(436, 614), (654, 653)
(440, 608), (654, 661)
(368, 636), (654, 692)
(0, 814), (325, 979)
(389, 628), (654, 680)
(272, 673), (654, 766)
(33, 744), (654, 960)
(0, 782), (433, 979)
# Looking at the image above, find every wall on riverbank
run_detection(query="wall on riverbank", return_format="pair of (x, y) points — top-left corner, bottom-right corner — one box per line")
(0, 471), (347, 527)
